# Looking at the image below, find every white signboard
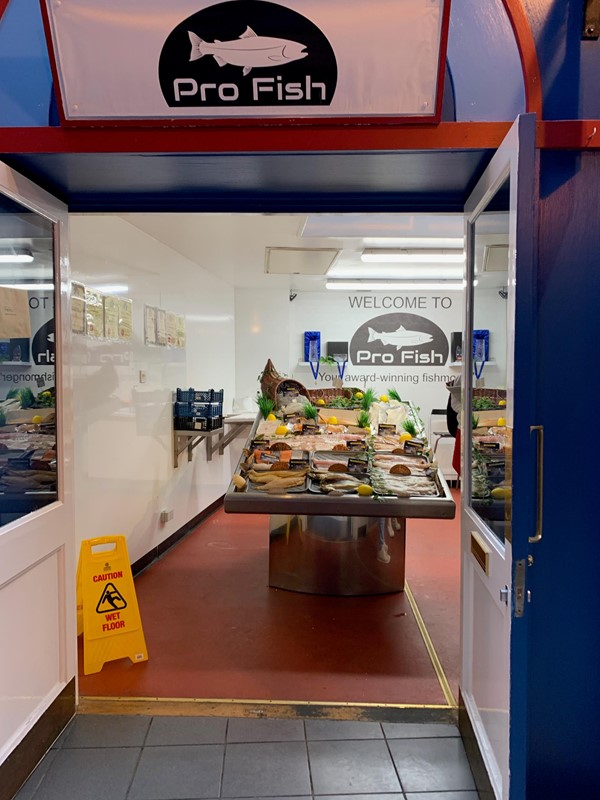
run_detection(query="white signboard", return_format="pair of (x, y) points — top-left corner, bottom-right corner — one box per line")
(42, 0), (448, 121)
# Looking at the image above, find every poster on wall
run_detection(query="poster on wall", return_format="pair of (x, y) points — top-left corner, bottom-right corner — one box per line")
(144, 305), (157, 345)
(167, 312), (177, 346)
(103, 296), (120, 339)
(176, 315), (186, 349)
(71, 281), (86, 334)
(85, 288), (104, 338)
(42, 0), (449, 122)
(118, 297), (133, 340)
(0, 287), (31, 340)
(156, 308), (168, 346)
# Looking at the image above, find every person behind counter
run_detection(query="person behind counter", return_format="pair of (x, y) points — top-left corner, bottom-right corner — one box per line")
(446, 375), (461, 477)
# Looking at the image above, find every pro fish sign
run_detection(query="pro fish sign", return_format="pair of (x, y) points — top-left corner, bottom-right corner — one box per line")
(42, 0), (449, 121)
(350, 312), (449, 367)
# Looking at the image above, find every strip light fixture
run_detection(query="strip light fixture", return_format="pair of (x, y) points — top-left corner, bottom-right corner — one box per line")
(326, 281), (468, 291)
(361, 248), (465, 264)
(0, 247), (34, 263)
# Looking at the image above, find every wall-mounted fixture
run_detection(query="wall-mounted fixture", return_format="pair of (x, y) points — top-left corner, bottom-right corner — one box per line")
(360, 248), (465, 264)
(0, 247), (34, 264)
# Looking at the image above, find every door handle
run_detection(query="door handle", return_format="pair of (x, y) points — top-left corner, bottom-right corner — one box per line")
(529, 425), (544, 543)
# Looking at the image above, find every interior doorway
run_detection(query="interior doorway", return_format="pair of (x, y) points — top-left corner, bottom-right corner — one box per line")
(66, 209), (504, 716)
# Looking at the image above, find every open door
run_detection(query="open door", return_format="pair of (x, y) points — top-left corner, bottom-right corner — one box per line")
(460, 114), (537, 800)
(0, 162), (75, 788)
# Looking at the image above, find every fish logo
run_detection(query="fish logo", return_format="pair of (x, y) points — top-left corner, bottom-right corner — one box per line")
(367, 326), (434, 350)
(188, 26), (308, 76)
(159, 0), (337, 109)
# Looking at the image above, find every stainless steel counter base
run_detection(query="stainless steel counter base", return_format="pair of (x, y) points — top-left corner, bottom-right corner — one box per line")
(269, 514), (406, 596)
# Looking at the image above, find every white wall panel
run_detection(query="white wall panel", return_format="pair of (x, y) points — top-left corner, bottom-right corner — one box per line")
(70, 216), (238, 564)
(234, 287), (291, 403)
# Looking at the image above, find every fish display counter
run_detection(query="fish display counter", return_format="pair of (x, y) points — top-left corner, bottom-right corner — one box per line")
(224, 395), (456, 596)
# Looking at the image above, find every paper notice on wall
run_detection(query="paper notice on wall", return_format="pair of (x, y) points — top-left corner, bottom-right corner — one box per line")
(175, 315), (185, 349)
(0, 287), (31, 339)
(118, 298), (133, 341)
(167, 312), (177, 347)
(104, 296), (119, 339)
(144, 305), (157, 345)
(85, 288), (104, 338)
(71, 282), (86, 334)
(156, 308), (167, 346)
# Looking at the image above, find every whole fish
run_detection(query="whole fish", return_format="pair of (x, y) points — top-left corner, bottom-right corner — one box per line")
(368, 326), (433, 350)
(188, 27), (308, 76)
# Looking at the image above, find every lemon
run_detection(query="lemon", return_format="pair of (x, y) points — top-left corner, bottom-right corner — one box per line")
(32, 415), (43, 424)
(491, 486), (512, 500)
(354, 391), (364, 400)
(357, 484), (374, 497)
(497, 417), (507, 427)
(379, 394), (389, 403)
(266, 413), (277, 421)
(399, 432), (412, 443)
(327, 416), (338, 425)
(498, 399), (507, 407)
(316, 398), (325, 406)
(275, 425), (288, 436)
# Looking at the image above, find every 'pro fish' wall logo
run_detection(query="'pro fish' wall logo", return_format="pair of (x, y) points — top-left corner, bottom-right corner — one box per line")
(159, 0), (337, 108)
(350, 313), (449, 367)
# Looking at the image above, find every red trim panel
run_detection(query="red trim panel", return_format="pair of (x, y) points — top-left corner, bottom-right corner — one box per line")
(502, 0), (543, 118)
(0, 121), (512, 154)
(0, 0), (10, 24)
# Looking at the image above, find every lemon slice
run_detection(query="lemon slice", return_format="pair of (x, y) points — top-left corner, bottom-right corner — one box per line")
(316, 398), (325, 405)
(399, 432), (412, 442)
(357, 484), (374, 497)
(379, 394), (389, 402)
(32, 415), (43, 424)
(354, 391), (364, 400)
(266, 413), (276, 421)
(498, 399), (507, 407)
(327, 416), (338, 425)
(496, 417), (506, 427)
(275, 425), (288, 436)
(491, 486), (512, 499)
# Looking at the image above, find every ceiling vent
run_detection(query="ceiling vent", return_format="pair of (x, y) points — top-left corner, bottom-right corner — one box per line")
(482, 244), (509, 272)
(264, 247), (340, 275)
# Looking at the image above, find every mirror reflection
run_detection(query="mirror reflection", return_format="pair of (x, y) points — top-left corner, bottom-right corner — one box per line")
(0, 193), (57, 527)
(468, 177), (512, 544)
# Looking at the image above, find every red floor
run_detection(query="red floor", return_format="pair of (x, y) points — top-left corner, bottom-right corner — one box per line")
(79, 491), (461, 707)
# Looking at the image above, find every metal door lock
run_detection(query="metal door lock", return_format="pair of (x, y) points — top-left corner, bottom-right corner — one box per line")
(500, 585), (510, 604)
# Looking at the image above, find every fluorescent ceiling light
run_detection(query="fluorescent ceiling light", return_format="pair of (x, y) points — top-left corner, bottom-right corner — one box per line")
(0, 248), (34, 263)
(90, 284), (129, 294)
(328, 265), (464, 280)
(362, 237), (464, 248)
(326, 281), (466, 291)
(361, 248), (465, 264)
(0, 282), (54, 291)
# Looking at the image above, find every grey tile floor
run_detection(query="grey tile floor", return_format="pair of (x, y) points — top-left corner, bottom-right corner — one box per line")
(14, 715), (479, 800)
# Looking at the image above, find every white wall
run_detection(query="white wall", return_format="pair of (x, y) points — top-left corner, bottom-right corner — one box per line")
(70, 216), (239, 564)
(235, 286), (507, 431)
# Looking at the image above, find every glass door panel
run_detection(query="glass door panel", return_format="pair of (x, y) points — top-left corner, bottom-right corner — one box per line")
(0, 192), (57, 525)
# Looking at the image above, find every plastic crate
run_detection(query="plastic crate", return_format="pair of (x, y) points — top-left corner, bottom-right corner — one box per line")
(176, 388), (224, 403)
(174, 415), (223, 432)
(174, 401), (223, 418)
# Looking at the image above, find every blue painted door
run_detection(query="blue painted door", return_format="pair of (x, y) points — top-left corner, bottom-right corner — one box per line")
(461, 114), (537, 800)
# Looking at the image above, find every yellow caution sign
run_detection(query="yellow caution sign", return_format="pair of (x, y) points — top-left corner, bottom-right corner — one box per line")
(78, 536), (148, 675)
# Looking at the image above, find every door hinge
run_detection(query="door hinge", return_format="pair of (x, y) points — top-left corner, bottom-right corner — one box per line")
(513, 559), (526, 617)
(583, 0), (600, 39)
